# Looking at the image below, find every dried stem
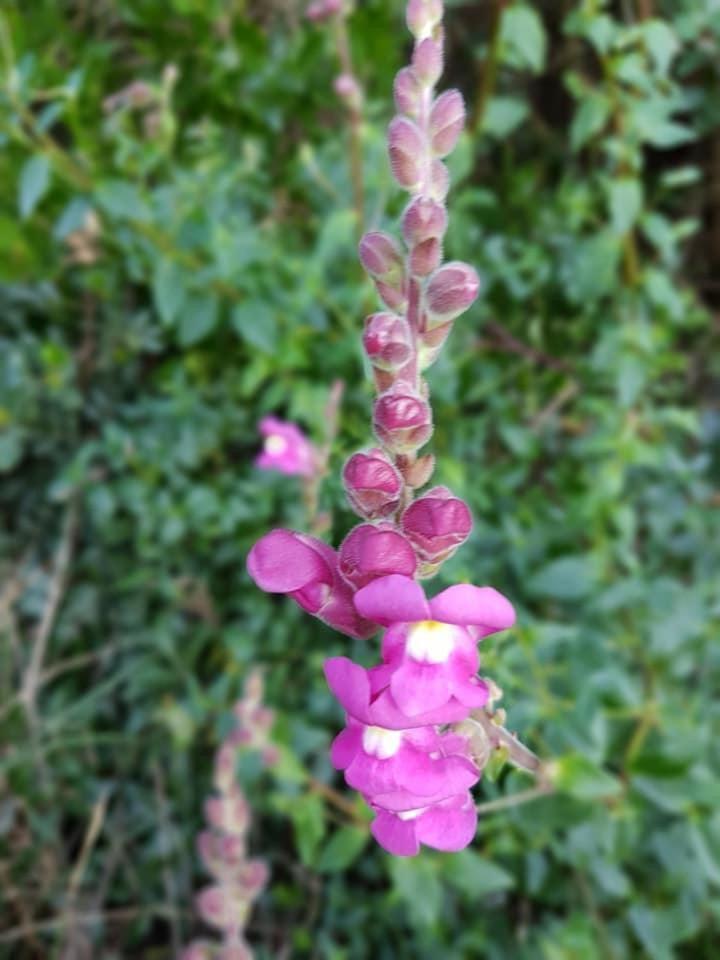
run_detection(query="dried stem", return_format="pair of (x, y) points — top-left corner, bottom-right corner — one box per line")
(332, 14), (365, 233)
(471, 0), (508, 134)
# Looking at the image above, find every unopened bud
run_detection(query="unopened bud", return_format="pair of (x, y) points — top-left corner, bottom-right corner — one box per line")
(387, 116), (426, 192)
(373, 389), (433, 452)
(425, 261), (480, 323)
(409, 237), (442, 276)
(363, 312), (412, 371)
(338, 523), (417, 589)
(359, 231), (404, 283)
(394, 67), (422, 118)
(374, 279), (407, 312)
(401, 485), (472, 562)
(430, 89), (465, 157)
(418, 320), (452, 367)
(402, 197), (448, 245)
(430, 158), (450, 201)
(343, 448), (404, 519)
(412, 37), (443, 87)
(334, 72), (362, 110)
(398, 452), (435, 488)
(406, 0), (443, 40)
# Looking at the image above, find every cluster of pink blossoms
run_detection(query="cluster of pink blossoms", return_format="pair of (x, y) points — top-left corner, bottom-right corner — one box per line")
(249, 0), (516, 856)
(183, 672), (276, 960)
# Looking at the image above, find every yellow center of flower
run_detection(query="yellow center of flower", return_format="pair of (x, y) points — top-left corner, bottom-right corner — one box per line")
(362, 725), (403, 759)
(406, 620), (456, 664)
(264, 434), (287, 456)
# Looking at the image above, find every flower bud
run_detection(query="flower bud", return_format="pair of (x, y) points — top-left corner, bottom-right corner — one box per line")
(412, 37), (443, 87)
(401, 485), (472, 562)
(334, 72), (362, 110)
(181, 942), (214, 960)
(363, 312), (412, 371)
(409, 238), (442, 276)
(430, 89), (466, 157)
(394, 67), (422, 118)
(338, 523), (417, 589)
(343, 448), (403, 518)
(373, 389), (433, 452)
(418, 320), (452, 367)
(425, 261), (480, 323)
(205, 789), (249, 837)
(196, 886), (238, 932)
(387, 116), (426, 192)
(402, 197), (448, 245)
(406, 0), (443, 39)
(399, 452), (435, 488)
(359, 231), (404, 283)
(430, 158), (450, 201)
(374, 279), (407, 312)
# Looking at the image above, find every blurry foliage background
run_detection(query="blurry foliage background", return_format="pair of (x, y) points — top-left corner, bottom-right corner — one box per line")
(1, 0), (720, 957)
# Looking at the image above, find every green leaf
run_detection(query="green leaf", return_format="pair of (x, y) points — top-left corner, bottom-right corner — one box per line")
(0, 429), (23, 472)
(231, 302), (278, 353)
(527, 555), (598, 600)
(628, 905), (677, 960)
(177, 294), (219, 346)
(96, 180), (151, 221)
(500, 4), (547, 73)
(482, 96), (529, 139)
(289, 793), (326, 867)
(19, 154), (51, 219)
(570, 96), (611, 150)
(608, 178), (643, 235)
(316, 826), (367, 873)
(563, 231), (621, 303)
(553, 754), (623, 801)
(153, 258), (186, 326)
(444, 851), (515, 897)
(642, 20), (680, 74)
(390, 857), (442, 928)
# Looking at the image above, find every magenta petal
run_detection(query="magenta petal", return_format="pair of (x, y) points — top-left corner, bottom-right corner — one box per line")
(390, 660), (451, 716)
(345, 753), (397, 795)
(450, 674), (489, 709)
(429, 584), (515, 632)
(247, 530), (331, 593)
(371, 810), (420, 856)
(324, 658), (372, 723)
(330, 724), (362, 770)
(354, 575), (430, 626)
(395, 747), (478, 797)
(415, 793), (478, 852)
(370, 687), (468, 729)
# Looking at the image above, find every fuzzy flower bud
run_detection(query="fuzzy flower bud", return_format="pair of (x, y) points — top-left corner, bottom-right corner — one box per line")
(387, 116), (426, 192)
(334, 72), (363, 110)
(425, 261), (480, 324)
(412, 37), (443, 87)
(402, 197), (448, 245)
(409, 238), (442, 276)
(429, 158), (450, 201)
(359, 231), (405, 283)
(401, 485), (472, 562)
(406, 0), (443, 39)
(343, 448), (404, 519)
(373, 388), (433, 452)
(394, 67), (422, 118)
(363, 312), (413, 371)
(430, 89), (466, 157)
(338, 523), (417, 589)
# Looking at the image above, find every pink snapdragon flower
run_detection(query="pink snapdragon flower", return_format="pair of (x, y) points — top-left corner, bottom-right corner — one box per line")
(255, 416), (317, 477)
(247, 529), (375, 639)
(370, 791), (478, 857)
(330, 719), (478, 799)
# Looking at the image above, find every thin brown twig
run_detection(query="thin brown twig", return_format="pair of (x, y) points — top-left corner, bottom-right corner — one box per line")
(529, 380), (580, 432)
(481, 321), (574, 373)
(0, 905), (183, 946)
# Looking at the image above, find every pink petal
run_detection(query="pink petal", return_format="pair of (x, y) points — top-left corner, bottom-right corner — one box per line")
(370, 686), (468, 729)
(371, 810), (420, 856)
(324, 657), (372, 723)
(395, 745), (478, 797)
(329, 723), (362, 769)
(345, 753), (398, 796)
(247, 529), (331, 593)
(415, 793), (478, 852)
(354, 575), (430, 626)
(450, 674), (489, 709)
(429, 584), (515, 632)
(390, 659), (451, 716)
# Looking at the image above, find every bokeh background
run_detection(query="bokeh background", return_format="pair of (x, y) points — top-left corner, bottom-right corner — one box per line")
(1, 0), (719, 957)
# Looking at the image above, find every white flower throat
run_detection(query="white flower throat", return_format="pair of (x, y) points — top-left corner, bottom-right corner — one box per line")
(406, 620), (456, 663)
(264, 434), (288, 455)
(362, 725), (403, 759)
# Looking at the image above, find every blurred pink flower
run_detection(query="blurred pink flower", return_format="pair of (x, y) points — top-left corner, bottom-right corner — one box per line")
(255, 416), (317, 477)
